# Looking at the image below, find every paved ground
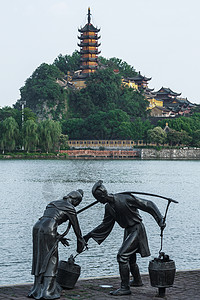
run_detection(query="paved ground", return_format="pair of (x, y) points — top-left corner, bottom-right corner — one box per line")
(0, 270), (199, 300)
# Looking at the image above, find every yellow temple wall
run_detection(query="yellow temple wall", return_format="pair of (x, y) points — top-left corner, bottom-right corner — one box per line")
(72, 80), (86, 89)
(148, 98), (163, 109)
(122, 79), (138, 90)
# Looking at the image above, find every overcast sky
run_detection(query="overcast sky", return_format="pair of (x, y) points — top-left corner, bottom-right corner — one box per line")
(1, 0), (200, 108)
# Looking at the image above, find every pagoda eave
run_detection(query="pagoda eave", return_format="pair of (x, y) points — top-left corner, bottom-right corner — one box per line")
(78, 42), (101, 47)
(80, 50), (101, 55)
(78, 35), (100, 40)
(78, 27), (100, 33)
(80, 65), (98, 70)
(80, 57), (98, 62)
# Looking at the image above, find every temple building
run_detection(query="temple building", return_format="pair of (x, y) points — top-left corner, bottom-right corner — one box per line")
(154, 87), (181, 106)
(121, 77), (139, 90)
(144, 87), (163, 109)
(128, 72), (152, 90)
(149, 87), (195, 117)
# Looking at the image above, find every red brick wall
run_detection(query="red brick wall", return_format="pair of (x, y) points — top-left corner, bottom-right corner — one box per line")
(60, 149), (140, 158)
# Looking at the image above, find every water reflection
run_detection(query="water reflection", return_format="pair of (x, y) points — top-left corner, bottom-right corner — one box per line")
(0, 159), (200, 285)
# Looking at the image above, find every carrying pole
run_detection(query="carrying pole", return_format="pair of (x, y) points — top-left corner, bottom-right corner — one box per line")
(159, 199), (177, 254)
(60, 200), (99, 239)
(120, 191), (178, 203)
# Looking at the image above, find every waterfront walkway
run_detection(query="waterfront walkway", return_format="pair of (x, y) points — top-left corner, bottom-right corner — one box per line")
(0, 270), (199, 300)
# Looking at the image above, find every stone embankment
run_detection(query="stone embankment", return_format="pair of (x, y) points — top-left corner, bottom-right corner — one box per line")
(1, 149), (200, 160)
(61, 149), (200, 159)
(141, 148), (200, 159)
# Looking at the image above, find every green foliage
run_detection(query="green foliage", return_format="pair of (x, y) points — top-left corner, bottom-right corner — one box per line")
(130, 118), (153, 141)
(158, 114), (200, 134)
(69, 68), (148, 119)
(62, 110), (151, 141)
(191, 105), (200, 114)
(83, 68), (122, 113)
(0, 106), (21, 123)
(191, 129), (200, 147)
(54, 50), (81, 73)
(23, 108), (37, 122)
(1, 117), (19, 152)
(99, 56), (137, 77)
(83, 109), (130, 139)
(68, 90), (95, 117)
(166, 129), (181, 146)
(23, 120), (39, 152)
(38, 120), (62, 153)
(158, 113), (200, 146)
(147, 126), (167, 145)
(61, 118), (85, 139)
(59, 134), (69, 150)
(117, 87), (149, 117)
(16, 63), (67, 120)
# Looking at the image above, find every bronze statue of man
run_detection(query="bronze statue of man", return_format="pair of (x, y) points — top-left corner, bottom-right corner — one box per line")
(84, 180), (166, 296)
(28, 189), (86, 300)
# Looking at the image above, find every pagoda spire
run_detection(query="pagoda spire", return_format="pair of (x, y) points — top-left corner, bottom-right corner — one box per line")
(87, 7), (91, 24)
(78, 8), (101, 78)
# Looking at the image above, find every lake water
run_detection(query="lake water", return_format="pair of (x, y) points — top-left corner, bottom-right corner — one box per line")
(0, 159), (200, 286)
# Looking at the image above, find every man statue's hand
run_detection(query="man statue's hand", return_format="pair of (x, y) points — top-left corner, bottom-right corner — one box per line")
(77, 238), (87, 253)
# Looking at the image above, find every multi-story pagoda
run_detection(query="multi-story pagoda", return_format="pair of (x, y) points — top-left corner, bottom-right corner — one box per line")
(78, 8), (101, 78)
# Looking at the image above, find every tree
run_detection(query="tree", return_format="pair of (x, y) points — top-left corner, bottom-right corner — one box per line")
(38, 120), (62, 153)
(61, 118), (85, 139)
(59, 134), (69, 151)
(84, 68), (122, 111)
(167, 129), (181, 146)
(23, 108), (37, 122)
(179, 130), (192, 146)
(68, 90), (95, 118)
(68, 68), (148, 119)
(83, 109), (131, 139)
(53, 51), (81, 73)
(117, 87), (149, 118)
(1, 117), (19, 152)
(191, 129), (200, 147)
(99, 56), (137, 77)
(0, 106), (21, 123)
(130, 118), (152, 141)
(147, 126), (167, 145)
(16, 63), (67, 120)
(23, 120), (39, 152)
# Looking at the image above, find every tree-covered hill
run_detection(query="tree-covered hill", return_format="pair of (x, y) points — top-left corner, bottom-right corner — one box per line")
(6, 51), (198, 146)
(14, 52), (149, 124)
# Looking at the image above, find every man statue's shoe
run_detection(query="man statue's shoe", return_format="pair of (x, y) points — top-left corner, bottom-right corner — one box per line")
(110, 288), (131, 296)
(130, 279), (143, 287)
